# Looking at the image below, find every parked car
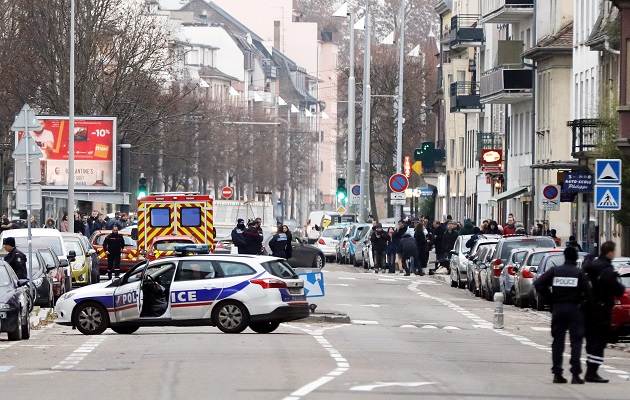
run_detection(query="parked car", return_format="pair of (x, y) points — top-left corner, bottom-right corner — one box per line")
(62, 233), (96, 286)
(485, 236), (556, 301)
(610, 267), (630, 342)
(288, 237), (325, 269)
(26, 249), (54, 308)
(512, 248), (562, 308)
(612, 257), (630, 271)
(498, 248), (532, 305)
(466, 238), (501, 293)
(473, 244), (497, 298)
(214, 236), (235, 255)
(353, 225), (373, 268)
(450, 234), (501, 289)
(90, 230), (140, 275)
(0, 261), (31, 340)
(340, 223), (370, 264)
(37, 247), (69, 300)
(528, 251), (584, 311)
(316, 226), (344, 262)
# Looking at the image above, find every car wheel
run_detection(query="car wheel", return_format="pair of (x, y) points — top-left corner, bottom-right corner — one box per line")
(249, 321), (280, 333)
(313, 253), (324, 269)
(7, 307), (23, 341)
(26, 291), (34, 313)
(450, 276), (457, 287)
(536, 294), (545, 311)
(21, 308), (30, 340)
(213, 301), (250, 334)
(111, 325), (140, 335)
(503, 290), (512, 305)
(73, 301), (109, 335)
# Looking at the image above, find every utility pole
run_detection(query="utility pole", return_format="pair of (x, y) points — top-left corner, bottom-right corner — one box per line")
(347, 10), (356, 213)
(394, 0), (406, 223)
(359, 0), (371, 222)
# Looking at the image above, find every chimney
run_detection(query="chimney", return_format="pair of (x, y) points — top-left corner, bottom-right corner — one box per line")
(274, 21), (281, 50)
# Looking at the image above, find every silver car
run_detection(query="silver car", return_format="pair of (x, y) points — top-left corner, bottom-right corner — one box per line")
(450, 234), (501, 289)
(513, 248), (562, 308)
(466, 239), (500, 293)
(338, 223), (369, 264)
(498, 248), (532, 305)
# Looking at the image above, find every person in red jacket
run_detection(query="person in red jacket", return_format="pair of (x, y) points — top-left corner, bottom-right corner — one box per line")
(502, 214), (516, 236)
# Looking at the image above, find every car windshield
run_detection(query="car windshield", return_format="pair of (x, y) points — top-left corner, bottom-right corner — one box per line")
(262, 260), (298, 279)
(500, 238), (555, 261)
(0, 266), (11, 286)
(512, 251), (527, 263)
(95, 235), (137, 247)
(528, 252), (555, 266)
(38, 250), (56, 268)
(64, 239), (85, 255)
(154, 241), (192, 251)
(13, 237), (63, 257)
(323, 228), (344, 239)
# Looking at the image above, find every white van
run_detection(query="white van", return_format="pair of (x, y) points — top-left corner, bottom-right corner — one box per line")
(306, 211), (339, 244)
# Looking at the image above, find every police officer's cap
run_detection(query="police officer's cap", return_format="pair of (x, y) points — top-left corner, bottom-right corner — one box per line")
(563, 246), (578, 262)
(3, 237), (15, 247)
(237, 218), (244, 224)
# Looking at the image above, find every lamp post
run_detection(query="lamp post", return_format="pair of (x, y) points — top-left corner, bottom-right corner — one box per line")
(394, 0), (406, 223)
(68, 0), (76, 224)
(359, 0), (371, 222)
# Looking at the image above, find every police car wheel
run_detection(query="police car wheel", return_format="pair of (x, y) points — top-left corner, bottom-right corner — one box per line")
(249, 321), (280, 334)
(74, 302), (109, 335)
(213, 301), (250, 333)
(111, 325), (139, 335)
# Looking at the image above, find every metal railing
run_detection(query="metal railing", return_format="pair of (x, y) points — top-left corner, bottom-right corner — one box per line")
(480, 64), (532, 98)
(450, 81), (480, 96)
(568, 119), (605, 154)
(476, 132), (503, 154)
(482, 0), (534, 15)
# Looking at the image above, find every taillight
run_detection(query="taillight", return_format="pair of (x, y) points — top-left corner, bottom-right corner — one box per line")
(493, 259), (501, 267)
(507, 266), (514, 276)
(521, 269), (535, 279)
(493, 260), (502, 277)
(352, 240), (356, 244)
(250, 278), (287, 289)
(318, 238), (326, 245)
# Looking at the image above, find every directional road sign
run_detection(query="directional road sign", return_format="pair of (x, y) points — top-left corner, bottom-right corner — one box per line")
(595, 159), (622, 185)
(297, 271), (325, 297)
(539, 184), (560, 211)
(389, 173), (409, 193)
(595, 185), (621, 210)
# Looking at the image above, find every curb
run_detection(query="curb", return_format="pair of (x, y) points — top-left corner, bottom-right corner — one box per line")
(29, 306), (53, 329)
(301, 311), (352, 324)
(429, 273), (450, 284)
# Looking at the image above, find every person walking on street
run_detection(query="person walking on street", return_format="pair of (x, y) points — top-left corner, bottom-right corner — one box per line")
(231, 218), (247, 254)
(388, 221), (406, 273)
(534, 247), (592, 384)
(369, 223), (389, 273)
(583, 241), (626, 383)
(241, 221), (263, 255)
(442, 221), (459, 271)
(269, 224), (292, 259)
(60, 214), (69, 232)
(397, 232), (418, 276)
(3, 237), (27, 279)
(103, 225), (125, 279)
(413, 219), (428, 276)
(567, 236), (583, 252)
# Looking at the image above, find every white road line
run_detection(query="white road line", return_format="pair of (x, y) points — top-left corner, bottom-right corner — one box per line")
(51, 337), (107, 370)
(0, 366), (14, 373)
(531, 327), (551, 331)
(352, 320), (379, 325)
(400, 325), (418, 329)
(282, 324), (349, 400)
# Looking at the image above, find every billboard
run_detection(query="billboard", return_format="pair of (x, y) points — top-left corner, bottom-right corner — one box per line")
(16, 116), (117, 191)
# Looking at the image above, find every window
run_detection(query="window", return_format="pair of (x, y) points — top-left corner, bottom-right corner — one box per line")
(65, 240), (85, 256)
(449, 139), (455, 167)
(151, 208), (171, 227)
(261, 260), (298, 279)
(176, 260), (216, 281)
(215, 261), (256, 277)
(188, 49), (199, 65)
(13, 237), (63, 257)
(181, 207), (201, 227)
(459, 137), (464, 167)
(38, 250), (57, 269)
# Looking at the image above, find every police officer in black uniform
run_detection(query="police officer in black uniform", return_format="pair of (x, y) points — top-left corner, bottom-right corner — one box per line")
(583, 241), (626, 383)
(534, 246), (592, 384)
(3, 237), (27, 279)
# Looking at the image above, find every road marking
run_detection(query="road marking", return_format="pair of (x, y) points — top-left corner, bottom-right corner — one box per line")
(51, 337), (107, 370)
(378, 278), (397, 282)
(530, 327), (550, 331)
(282, 324), (349, 400)
(328, 284), (351, 287)
(352, 320), (379, 325)
(0, 366), (14, 373)
(336, 304), (384, 308)
(442, 326), (461, 330)
(400, 325), (418, 329)
(337, 277), (357, 280)
(421, 325), (438, 329)
(350, 382), (435, 391)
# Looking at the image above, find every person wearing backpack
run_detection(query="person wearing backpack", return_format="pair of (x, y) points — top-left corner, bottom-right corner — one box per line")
(231, 219), (247, 254)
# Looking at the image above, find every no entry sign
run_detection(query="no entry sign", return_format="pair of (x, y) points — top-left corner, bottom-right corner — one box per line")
(221, 186), (233, 199)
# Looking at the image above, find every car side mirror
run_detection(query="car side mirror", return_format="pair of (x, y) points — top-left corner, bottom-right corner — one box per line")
(59, 259), (69, 268)
(46, 263), (56, 271)
(513, 264), (520, 272)
(17, 278), (29, 287)
(111, 276), (121, 285)
(68, 250), (77, 262)
(140, 249), (147, 256)
(450, 250), (457, 256)
(314, 225), (320, 231)
(529, 267), (538, 273)
(131, 228), (138, 240)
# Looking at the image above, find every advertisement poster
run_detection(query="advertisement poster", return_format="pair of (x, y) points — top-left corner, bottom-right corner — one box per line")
(16, 116), (117, 191)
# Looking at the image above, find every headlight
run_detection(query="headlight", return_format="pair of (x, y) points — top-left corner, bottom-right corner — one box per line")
(59, 292), (76, 302)
(33, 277), (44, 286)
(73, 263), (84, 271)
(0, 303), (10, 309)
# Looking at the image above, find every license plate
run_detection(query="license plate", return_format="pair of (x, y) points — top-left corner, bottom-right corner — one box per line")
(287, 288), (302, 295)
(0, 311), (6, 319)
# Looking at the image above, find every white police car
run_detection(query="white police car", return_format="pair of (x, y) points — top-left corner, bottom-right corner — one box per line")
(55, 245), (309, 334)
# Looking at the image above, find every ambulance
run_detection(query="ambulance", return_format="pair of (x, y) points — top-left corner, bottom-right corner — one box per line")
(134, 193), (214, 255)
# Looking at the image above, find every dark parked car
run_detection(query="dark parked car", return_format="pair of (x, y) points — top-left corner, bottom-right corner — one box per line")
(288, 237), (325, 269)
(36, 247), (70, 300)
(611, 267), (630, 342)
(0, 261), (31, 340)
(26, 249), (55, 308)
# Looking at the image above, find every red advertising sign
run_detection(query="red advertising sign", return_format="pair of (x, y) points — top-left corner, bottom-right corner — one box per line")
(404, 156), (411, 178)
(481, 149), (503, 173)
(17, 116), (117, 190)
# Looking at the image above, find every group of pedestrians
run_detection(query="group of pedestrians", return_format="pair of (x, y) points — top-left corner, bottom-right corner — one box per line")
(230, 218), (293, 258)
(533, 242), (626, 384)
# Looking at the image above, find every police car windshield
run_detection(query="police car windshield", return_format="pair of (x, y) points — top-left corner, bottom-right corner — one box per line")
(13, 237), (63, 257)
(261, 260), (298, 279)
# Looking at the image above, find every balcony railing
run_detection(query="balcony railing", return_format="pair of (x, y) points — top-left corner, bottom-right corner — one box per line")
(449, 82), (482, 113)
(263, 60), (277, 79)
(568, 119), (605, 155)
(476, 132), (503, 154)
(481, 0), (534, 24)
(480, 64), (533, 104)
(450, 15), (484, 49)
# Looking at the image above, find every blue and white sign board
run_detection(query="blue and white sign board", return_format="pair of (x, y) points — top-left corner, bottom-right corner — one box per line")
(595, 185), (621, 211)
(298, 271), (325, 298)
(595, 159), (622, 185)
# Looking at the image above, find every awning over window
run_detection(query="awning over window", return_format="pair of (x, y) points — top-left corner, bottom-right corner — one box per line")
(488, 186), (528, 206)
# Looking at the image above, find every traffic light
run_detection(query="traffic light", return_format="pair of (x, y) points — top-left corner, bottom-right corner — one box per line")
(138, 175), (148, 199)
(336, 178), (347, 202)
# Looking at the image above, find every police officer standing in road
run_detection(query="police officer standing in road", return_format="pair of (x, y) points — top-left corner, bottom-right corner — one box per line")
(534, 247), (592, 384)
(583, 241), (626, 383)
(3, 237), (27, 279)
(103, 225), (125, 279)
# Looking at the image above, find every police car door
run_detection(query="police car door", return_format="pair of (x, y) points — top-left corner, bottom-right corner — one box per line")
(113, 262), (147, 322)
(169, 260), (222, 320)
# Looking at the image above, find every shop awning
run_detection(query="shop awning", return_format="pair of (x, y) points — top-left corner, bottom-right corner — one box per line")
(488, 186), (528, 206)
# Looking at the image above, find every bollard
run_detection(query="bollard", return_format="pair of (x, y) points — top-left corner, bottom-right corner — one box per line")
(493, 292), (504, 329)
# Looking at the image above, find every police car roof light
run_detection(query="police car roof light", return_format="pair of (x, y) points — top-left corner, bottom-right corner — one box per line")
(173, 244), (210, 254)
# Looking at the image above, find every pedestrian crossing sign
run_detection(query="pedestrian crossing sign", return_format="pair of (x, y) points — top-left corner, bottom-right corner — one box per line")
(595, 185), (621, 211)
(595, 159), (622, 185)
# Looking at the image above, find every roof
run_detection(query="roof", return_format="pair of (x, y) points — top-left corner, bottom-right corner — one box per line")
(585, 6), (619, 50)
(199, 65), (238, 81)
(522, 22), (573, 59)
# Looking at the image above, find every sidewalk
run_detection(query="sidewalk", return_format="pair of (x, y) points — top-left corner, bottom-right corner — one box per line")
(29, 306), (54, 329)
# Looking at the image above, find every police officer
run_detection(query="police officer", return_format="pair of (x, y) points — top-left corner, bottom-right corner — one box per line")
(231, 218), (247, 254)
(103, 225), (125, 279)
(534, 246), (592, 384)
(583, 241), (626, 383)
(3, 237), (27, 279)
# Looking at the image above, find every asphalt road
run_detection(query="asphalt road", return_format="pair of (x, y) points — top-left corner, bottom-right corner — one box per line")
(1, 262), (630, 399)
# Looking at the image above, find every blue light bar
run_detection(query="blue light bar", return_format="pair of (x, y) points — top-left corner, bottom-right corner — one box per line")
(173, 244), (210, 254)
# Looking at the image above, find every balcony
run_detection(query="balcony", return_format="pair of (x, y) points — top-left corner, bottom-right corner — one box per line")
(450, 15), (484, 50)
(263, 60), (277, 79)
(450, 82), (482, 113)
(477, 132), (503, 154)
(568, 119), (605, 156)
(480, 64), (533, 104)
(481, 0), (534, 24)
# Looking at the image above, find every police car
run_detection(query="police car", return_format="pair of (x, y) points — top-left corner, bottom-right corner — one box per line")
(54, 245), (309, 334)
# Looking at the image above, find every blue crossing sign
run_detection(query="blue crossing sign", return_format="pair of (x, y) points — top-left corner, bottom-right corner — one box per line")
(595, 159), (622, 185)
(298, 271), (325, 298)
(595, 185), (621, 211)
